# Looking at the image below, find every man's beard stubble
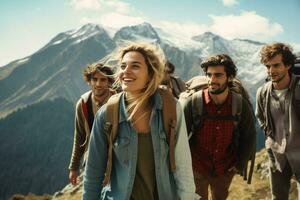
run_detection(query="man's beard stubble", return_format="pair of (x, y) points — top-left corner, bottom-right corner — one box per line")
(208, 82), (228, 95)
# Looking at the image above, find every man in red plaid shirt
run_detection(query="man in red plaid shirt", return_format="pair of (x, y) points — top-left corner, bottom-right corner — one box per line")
(181, 54), (256, 200)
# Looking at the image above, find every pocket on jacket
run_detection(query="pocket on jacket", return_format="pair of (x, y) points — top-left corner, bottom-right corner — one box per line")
(113, 136), (130, 166)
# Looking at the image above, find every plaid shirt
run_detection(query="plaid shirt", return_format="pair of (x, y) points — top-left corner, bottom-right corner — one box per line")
(191, 89), (237, 176)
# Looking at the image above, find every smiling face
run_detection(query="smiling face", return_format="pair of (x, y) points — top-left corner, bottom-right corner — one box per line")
(119, 51), (151, 95)
(206, 65), (229, 94)
(265, 54), (291, 83)
(89, 71), (110, 98)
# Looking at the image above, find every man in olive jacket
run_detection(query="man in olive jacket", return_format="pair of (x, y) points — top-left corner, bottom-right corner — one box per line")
(256, 42), (300, 200)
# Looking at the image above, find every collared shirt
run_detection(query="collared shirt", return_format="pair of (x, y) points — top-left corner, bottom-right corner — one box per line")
(191, 89), (237, 176)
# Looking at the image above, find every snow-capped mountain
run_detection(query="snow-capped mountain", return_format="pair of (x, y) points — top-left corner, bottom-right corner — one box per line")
(158, 30), (266, 86)
(0, 22), (266, 117)
(114, 22), (161, 43)
(0, 23), (116, 117)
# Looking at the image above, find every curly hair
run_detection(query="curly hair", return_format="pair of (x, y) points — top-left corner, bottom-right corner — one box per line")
(200, 54), (237, 78)
(260, 42), (296, 70)
(82, 62), (114, 84)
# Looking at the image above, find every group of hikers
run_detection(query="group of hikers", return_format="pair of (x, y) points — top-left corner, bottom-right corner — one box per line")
(67, 41), (300, 200)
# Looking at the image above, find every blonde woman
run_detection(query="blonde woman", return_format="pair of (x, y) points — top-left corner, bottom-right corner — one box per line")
(83, 43), (198, 200)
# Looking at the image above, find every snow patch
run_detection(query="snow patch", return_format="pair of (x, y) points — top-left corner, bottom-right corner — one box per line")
(53, 40), (63, 45)
(17, 58), (29, 64)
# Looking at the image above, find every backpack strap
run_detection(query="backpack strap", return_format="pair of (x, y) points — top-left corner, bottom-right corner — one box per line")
(81, 94), (94, 132)
(294, 78), (300, 120)
(170, 76), (186, 98)
(102, 92), (122, 186)
(231, 91), (243, 127)
(232, 91), (257, 184)
(81, 99), (89, 123)
(102, 89), (178, 185)
(158, 88), (177, 172)
(191, 90), (203, 138)
(294, 77), (300, 100)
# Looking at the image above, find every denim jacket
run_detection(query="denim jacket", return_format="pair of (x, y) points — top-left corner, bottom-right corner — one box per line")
(83, 91), (199, 200)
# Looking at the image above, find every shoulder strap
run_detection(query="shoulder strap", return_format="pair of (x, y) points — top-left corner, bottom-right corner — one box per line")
(81, 99), (88, 122)
(102, 92), (122, 186)
(231, 91), (243, 127)
(158, 88), (177, 171)
(172, 76), (186, 93)
(232, 91), (257, 184)
(81, 94), (94, 132)
(294, 77), (300, 100)
(191, 90), (203, 137)
(293, 77), (300, 121)
(87, 96), (94, 131)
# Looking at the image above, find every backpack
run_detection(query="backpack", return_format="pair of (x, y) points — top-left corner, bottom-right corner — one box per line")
(101, 88), (177, 186)
(170, 76), (187, 98)
(180, 76), (253, 133)
(179, 75), (256, 184)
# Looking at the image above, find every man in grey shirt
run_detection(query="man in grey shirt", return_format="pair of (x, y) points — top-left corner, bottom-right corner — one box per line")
(256, 42), (300, 200)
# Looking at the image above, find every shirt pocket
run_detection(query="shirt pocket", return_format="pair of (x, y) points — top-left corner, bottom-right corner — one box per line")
(113, 136), (130, 166)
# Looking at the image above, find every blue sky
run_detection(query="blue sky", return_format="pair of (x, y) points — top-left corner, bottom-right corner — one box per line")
(1, 0), (300, 66)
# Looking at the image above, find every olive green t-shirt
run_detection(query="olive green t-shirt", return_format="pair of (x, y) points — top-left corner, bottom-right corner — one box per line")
(130, 133), (159, 200)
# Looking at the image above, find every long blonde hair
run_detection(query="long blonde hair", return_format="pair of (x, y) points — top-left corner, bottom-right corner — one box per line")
(114, 42), (166, 120)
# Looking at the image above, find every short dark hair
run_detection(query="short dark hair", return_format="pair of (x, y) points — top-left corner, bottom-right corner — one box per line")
(200, 54), (237, 77)
(165, 60), (175, 74)
(82, 62), (114, 84)
(260, 42), (296, 72)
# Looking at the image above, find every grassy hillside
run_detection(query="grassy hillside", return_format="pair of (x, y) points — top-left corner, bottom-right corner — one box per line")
(0, 98), (75, 200)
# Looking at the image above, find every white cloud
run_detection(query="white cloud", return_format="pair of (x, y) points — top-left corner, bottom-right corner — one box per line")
(105, 1), (133, 14)
(100, 12), (145, 28)
(209, 11), (283, 41)
(73, 0), (144, 30)
(79, 17), (99, 24)
(71, 1), (284, 44)
(70, 0), (101, 10)
(154, 20), (208, 38)
(154, 11), (284, 43)
(290, 42), (300, 52)
(70, 0), (135, 14)
(221, 0), (239, 7)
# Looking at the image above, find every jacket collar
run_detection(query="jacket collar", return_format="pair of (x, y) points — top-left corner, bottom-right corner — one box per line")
(81, 90), (92, 103)
(118, 90), (162, 123)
